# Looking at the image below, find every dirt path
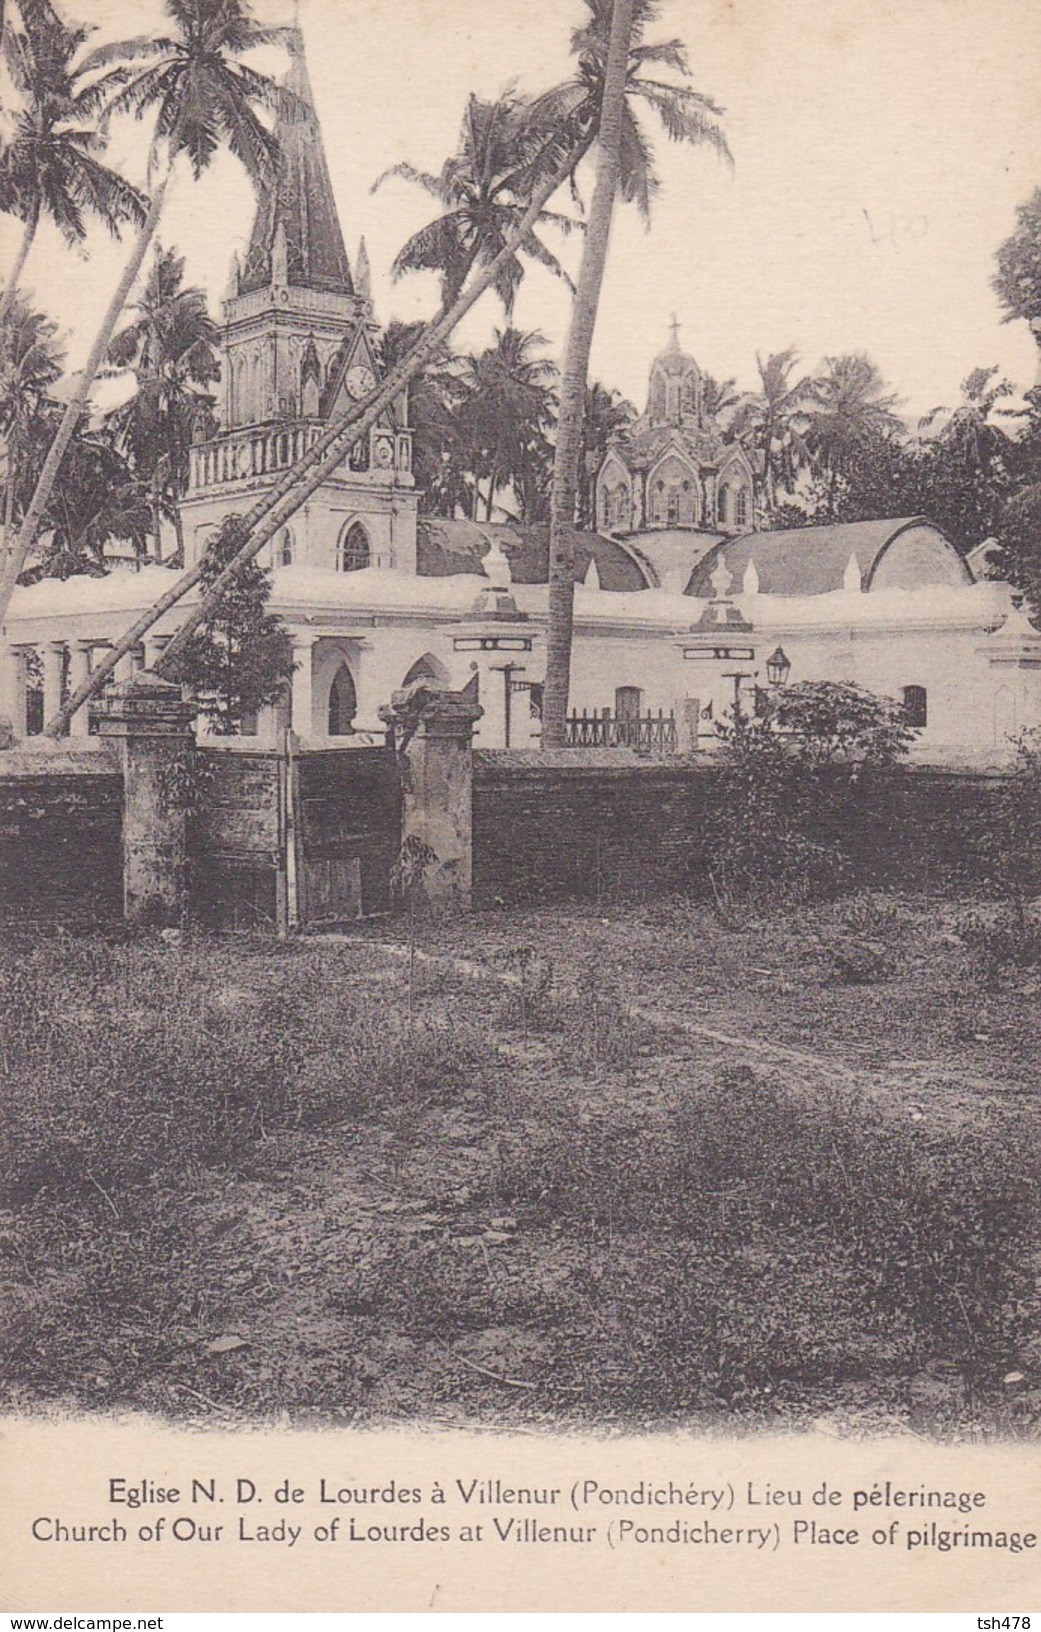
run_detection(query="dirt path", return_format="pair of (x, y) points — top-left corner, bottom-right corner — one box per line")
(311, 932), (1030, 1111)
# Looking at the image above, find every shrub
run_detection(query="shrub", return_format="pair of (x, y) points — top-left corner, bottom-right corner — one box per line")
(703, 682), (917, 908)
(979, 730), (1041, 907)
(770, 680), (918, 769)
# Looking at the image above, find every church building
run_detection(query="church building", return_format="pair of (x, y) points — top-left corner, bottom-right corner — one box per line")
(3, 25), (1040, 769)
(596, 323), (759, 536)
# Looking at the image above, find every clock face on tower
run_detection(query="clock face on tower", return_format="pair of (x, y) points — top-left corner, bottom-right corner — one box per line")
(345, 363), (376, 399)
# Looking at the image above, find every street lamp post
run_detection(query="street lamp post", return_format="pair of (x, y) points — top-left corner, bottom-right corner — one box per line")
(766, 646), (792, 687)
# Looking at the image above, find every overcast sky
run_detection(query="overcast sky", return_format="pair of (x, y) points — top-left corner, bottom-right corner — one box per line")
(7, 0), (1041, 421)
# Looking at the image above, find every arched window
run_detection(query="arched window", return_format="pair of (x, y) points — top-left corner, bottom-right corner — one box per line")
(275, 528), (293, 568)
(301, 372), (320, 418)
(681, 373), (697, 416)
(300, 340), (321, 418)
(604, 483), (629, 530)
(651, 481), (666, 525)
(248, 348), (263, 422)
(337, 522), (370, 572)
(679, 480), (696, 527)
(903, 685), (927, 728)
(327, 663), (357, 735)
(735, 487), (749, 528)
(650, 371), (667, 420)
(717, 484), (730, 526)
(667, 487), (680, 526)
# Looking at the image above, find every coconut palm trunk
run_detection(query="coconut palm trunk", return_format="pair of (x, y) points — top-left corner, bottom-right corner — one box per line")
(0, 205), (40, 331)
(46, 131), (595, 735)
(541, 0), (635, 748)
(0, 168), (172, 623)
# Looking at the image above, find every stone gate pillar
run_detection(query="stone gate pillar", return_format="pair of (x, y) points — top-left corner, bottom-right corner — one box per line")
(97, 671), (197, 927)
(380, 681), (483, 913)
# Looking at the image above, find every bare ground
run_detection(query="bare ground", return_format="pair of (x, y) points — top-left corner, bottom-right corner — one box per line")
(2, 891), (1038, 1437)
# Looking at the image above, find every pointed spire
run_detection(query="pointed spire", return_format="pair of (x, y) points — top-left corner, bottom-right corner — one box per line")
(271, 220), (288, 286)
(584, 556), (601, 591)
(667, 314), (681, 353)
(843, 553), (863, 592)
(224, 250), (241, 301)
(301, 332), (320, 382)
(239, 26), (353, 296)
(356, 236), (371, 301)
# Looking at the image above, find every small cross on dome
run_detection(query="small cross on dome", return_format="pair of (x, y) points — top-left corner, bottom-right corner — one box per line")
(668, 314), (681, 349)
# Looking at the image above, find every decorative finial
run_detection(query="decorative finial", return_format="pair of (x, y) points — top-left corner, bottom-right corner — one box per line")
(843, 553), (863, 593)
(710, 555), (733, 599)
(481, 534), (512, 591)
(742, 557), (760, 596)
(356, 236), (371, 301)
(668, 313), (681, 350)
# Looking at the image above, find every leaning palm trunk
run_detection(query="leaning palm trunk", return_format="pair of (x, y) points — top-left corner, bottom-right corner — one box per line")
(541, 0), (635, 748)
(45, 132), (594, 736)
(150, 466), (164, 565)
(0, 170), (172, 626)
(0, 206), (40, 331)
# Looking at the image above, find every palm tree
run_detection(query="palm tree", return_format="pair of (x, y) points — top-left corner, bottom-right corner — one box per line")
(455, 327), (557, 519)
(0, 291), (61, 544)
(919, 364), (1016, 466)
(0, 2), (147, 326)
(31, 431), (150, 576)
(730, 347), (813, 510)
(577, 379), (633, 526)
(700, 371), (740, 426)
(0, 0), (287, 628)
(49, 75), (611, 734)
(912, 365), (1018, 549)
(803, 352), (903, 506)
(539, 0), (731, 746)
(373, 91), (576, 317)
(378, 319), (467, 516)
(105, 244), (219, 562)
(0, 296), (151, 577)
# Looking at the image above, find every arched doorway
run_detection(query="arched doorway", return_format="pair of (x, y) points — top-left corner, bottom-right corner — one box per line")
(327, 663), (358, 736)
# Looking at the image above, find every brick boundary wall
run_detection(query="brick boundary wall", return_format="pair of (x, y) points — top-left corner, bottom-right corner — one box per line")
(472, 752), (1010, 909)
(472, 752), (717, 908)
(0, 750), (123, 928)
(0, 741), (1016, 929)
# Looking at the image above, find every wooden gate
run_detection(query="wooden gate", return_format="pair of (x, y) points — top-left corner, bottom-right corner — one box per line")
(192, 748), (289, 932)
(290, 744), (401, 925)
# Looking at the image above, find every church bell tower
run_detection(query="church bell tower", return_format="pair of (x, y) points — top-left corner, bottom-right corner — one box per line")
(184, 27), (417, 573)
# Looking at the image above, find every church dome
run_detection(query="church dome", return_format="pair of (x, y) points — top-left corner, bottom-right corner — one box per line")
(652, 318), (697, 375)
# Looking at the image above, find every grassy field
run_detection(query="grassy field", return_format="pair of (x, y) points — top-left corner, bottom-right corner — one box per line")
(1, 890), (1038, 1437)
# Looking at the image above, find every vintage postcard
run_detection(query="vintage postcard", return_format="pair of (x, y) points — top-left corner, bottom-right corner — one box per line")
(1, 0), (1040, 1615)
